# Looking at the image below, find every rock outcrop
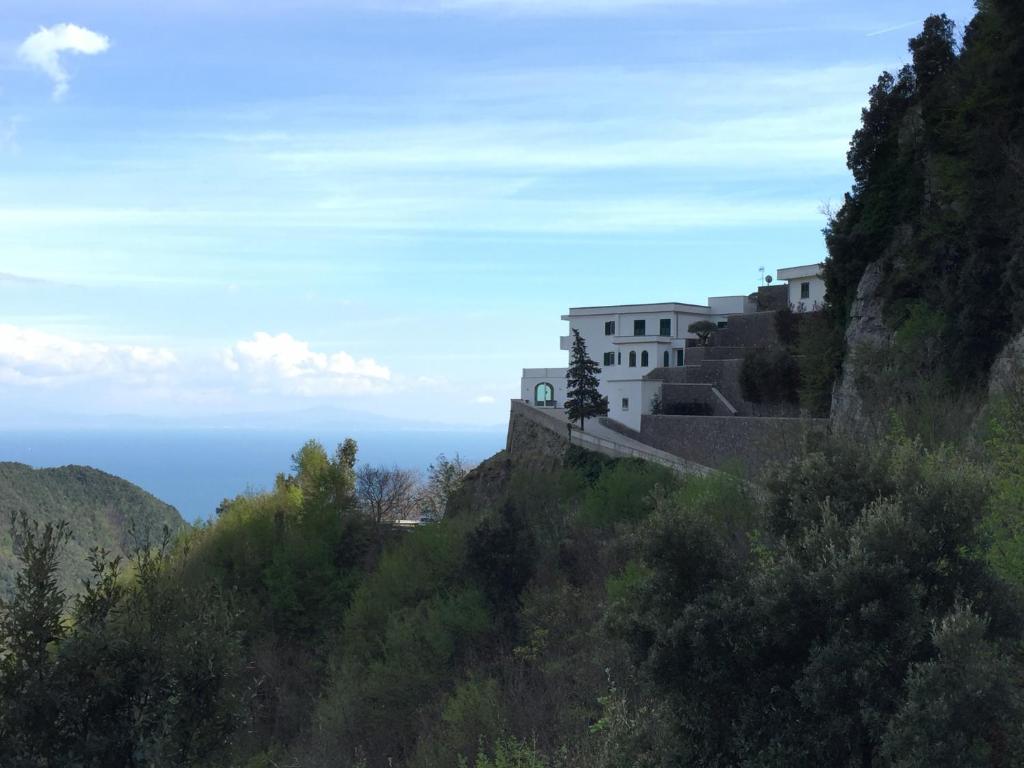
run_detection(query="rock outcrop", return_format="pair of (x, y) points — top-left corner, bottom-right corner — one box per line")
(989, 328), (1024, 399)
(831, 260), (893, 434)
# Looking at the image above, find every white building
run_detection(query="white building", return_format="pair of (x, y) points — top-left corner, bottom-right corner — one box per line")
(521, 297), (746, 430)
(776, 264), (825, 311)
(520, 263), (828, 433)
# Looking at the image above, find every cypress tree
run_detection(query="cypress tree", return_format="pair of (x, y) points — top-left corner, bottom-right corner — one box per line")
(564, 329), (609, 430)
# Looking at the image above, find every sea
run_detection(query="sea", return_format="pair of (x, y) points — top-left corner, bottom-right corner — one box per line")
(0, 428), (506, 522)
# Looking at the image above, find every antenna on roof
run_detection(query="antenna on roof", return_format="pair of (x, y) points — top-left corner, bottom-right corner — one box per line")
(758, 266), (765, 285)
(765, 275), (773, 285)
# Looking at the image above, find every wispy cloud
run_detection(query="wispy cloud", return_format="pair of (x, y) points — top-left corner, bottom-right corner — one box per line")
(0, 272), (47, 284)
(865, 21), (917, 37)
(17, 23), (110, 99)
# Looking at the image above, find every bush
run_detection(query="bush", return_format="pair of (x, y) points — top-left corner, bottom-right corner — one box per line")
(611, 437), (1022, 766)
(578, 461), (678, 528)
(739, 346), (801, 407)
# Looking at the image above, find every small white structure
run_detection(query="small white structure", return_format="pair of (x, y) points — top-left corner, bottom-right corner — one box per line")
(521, 368), (569, 409)
(776, 264), (825, 311)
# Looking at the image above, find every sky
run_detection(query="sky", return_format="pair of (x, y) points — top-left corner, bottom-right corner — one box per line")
(0, 0), (978, 429)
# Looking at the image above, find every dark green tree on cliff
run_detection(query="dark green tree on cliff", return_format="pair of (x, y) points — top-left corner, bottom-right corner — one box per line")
(565, 329), (608, 431)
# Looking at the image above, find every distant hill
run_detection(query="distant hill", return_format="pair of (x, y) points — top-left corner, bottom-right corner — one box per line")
(0, 462), (187, 599)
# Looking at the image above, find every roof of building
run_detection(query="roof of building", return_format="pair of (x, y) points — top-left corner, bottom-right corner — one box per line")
(563, 302), (712, 318)
(776, 263), (823, 281)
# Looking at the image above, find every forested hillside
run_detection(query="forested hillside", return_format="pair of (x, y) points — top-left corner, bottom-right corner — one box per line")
(2, 423), (1023, 767)
(805, 0), (1024, 432)
(0, 462), (186, 599)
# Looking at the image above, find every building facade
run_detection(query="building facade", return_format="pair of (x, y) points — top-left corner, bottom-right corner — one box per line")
(776, 264), (826, 311)
(520, 263), (827, 432)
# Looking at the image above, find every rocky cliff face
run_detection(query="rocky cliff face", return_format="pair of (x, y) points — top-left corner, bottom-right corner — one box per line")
(830, 260), (893, 435)
(989, 328), (1024, 399)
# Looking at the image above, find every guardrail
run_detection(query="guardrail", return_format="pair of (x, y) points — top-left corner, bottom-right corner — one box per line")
(509, 400), (711, 477)
(568, 427), (710, 474)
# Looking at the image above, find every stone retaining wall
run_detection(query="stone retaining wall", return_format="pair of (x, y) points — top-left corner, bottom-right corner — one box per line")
(661, 383), (732, 416)
(639, 414), (828, 477)
(711, 311), (779, 348)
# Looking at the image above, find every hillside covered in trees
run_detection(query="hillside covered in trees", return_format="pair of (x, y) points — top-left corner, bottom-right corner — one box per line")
(807, 0), (1024, 431)
(0, 462), (186, 599)
(3, 428), (1023, 767)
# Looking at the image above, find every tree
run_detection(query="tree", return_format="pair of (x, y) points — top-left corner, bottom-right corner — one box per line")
(565, 329), (609, 431)
(420, 453), (469, 521)
(909, 14), (957, 95)
(289, 437), (359, 511)
(355, 465), (419, 527)
(0, 514), (71, 763)
(687, 320), (716, 346)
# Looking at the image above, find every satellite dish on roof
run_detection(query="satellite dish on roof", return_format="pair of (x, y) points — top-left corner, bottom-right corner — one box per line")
(765, 275), (773, 284)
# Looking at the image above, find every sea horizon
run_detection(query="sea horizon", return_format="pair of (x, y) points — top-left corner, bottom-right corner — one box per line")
(0, 427), (507, 522)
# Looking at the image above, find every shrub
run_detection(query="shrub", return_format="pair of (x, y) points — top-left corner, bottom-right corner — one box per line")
(739, 346), (801, 407)
(578, 461), (678, 528)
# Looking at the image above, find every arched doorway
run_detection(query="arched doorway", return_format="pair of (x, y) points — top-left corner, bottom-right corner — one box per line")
(534, 382), (555, 407)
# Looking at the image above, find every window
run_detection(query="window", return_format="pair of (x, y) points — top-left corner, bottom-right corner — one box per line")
(603, 351), (615, 366)
(534, 382), (555, 407)
(604, 320), (616, 336)
(621, 397), (630, 411)
(633, 319), (646, 336)
(800, 282), (810, 299)
(617, 351), (621, 365)
(640, 351), (649, 367)
(663, 350), (670, 367)
(659, 318), (671, 336)
(676, 349), (685, 366)
(628, 351), (637, 367)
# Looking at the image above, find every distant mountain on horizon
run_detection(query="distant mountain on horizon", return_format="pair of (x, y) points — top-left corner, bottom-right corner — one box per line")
(0, 404), (507, 433)
(0, 462), (187, 600)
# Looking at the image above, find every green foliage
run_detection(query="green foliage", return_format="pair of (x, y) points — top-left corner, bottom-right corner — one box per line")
(0, 515), (72, 764)
(473, 738), (551, 768)
(687, 320), (717, 346)
(850, 302), (986, 446)
(773, 306), (800, 348)
(1, 527), (248, 767)
(423, 453), (470, 519)
(880, 603), (1024, 768)
(290, 437), (359, 510)
(565, 329), (610, 430)
(4, 425), (1024, 768)
(612, 437), (1022, 767)
(578, 460), (677, 528)
(819, 6), (1024, 401)
(0, 462), (186, 599)
(739, 345), (801, 409)
(984, 363), (1024, 586)
(467, 503), (536, 616)
(310, 518), (494, 765)
(797, 309), (845, 416)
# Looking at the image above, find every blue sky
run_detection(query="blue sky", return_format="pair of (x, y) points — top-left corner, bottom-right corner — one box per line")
(0, 0), (977, 428)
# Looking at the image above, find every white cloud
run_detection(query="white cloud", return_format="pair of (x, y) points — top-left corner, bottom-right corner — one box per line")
(473, 395), (496, 404)
(17, 23), (110, 100)
(223, 331), (391, 396)
(0, 324), (175, 387)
